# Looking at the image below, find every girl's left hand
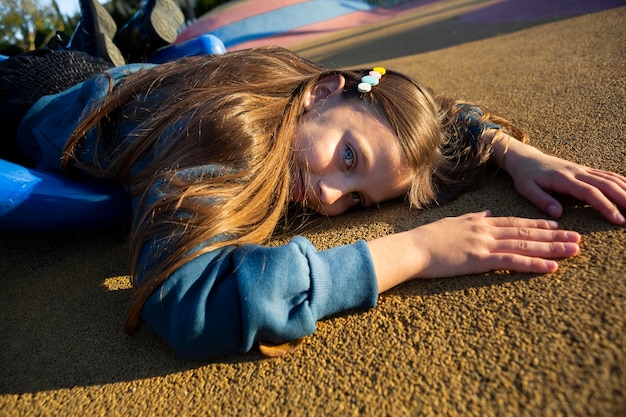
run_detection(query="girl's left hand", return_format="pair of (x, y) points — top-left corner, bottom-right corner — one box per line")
(495, 134), (626, 225)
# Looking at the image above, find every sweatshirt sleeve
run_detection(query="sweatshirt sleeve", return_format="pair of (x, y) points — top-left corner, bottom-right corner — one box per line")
(454, 104), (502, 147)
(139, 235), (379, 361)
(17, 63), (154, 172)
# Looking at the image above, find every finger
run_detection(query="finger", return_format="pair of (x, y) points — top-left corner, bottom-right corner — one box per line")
(578, 170), (626, 224)
(521, 170), (626, 224)
(589, 168), (626, 192)
(562, 179), (625, 224)
(490, 227), (580, 243)
(484, 240), (580, 273)
(486, 253), (560, 274)
(515, 180), (563, 218)
(486, 216), (560, 230)
(490, 239), (580, 259)
(534, 168), (626, 224)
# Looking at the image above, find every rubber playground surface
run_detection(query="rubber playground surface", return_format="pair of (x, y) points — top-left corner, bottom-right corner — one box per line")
(1, 1), (625, 415)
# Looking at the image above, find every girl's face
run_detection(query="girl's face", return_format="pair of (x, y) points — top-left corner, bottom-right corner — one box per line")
(292, 76), (411, 216)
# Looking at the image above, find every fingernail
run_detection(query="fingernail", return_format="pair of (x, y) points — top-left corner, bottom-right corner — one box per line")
(569, 231), (581, 242)
(548, 205), (559, 217)
(615, 211), (625, 224)
(545, 260), (558, 272)
(564, 242), (580, 254)
(547, 220), (559, 229)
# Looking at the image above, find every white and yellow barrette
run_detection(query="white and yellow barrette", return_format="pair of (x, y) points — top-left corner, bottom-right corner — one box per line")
(357, 67), (386, 93)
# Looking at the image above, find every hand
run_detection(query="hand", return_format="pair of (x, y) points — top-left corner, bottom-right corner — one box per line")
(369, 211), (580, 292)
(493, 133), (626, 225)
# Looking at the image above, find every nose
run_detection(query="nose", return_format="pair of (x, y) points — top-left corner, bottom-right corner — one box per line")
(317, 178), (346, 207)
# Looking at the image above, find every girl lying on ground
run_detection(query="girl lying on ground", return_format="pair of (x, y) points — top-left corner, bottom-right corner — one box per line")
(1, 46), (624, 360)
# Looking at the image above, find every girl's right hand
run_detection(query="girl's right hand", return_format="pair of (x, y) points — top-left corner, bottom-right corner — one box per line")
(368, 210), (581, 293)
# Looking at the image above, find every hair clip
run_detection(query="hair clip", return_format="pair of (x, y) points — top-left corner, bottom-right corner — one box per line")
(357, 67), (386, 93)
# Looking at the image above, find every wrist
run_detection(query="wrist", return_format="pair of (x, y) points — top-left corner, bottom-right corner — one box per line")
(485, 132), (541, 174)
(484, 129), (513, 171)
(367, 230), (426, 293)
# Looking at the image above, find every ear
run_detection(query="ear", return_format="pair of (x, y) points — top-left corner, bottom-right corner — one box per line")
(302, 74), (346, 112)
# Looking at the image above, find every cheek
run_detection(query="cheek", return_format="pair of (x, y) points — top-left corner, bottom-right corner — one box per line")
(312, 202), (347, 217)
(294, 124), (337, 173)
(293, 148), (315, 174)
(293, 128), (315, 162)
(296, 140), (329, 173)
(321, 205), (348, 217)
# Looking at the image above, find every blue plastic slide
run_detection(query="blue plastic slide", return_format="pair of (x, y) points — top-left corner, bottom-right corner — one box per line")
(150, 33), (226, 63)
(0, 34), (225, 232)
(0, 159), (130, 232)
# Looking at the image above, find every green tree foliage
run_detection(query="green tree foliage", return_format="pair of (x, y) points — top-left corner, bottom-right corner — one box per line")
(0, 0), (231, 56)
(0, 0), (72, 54)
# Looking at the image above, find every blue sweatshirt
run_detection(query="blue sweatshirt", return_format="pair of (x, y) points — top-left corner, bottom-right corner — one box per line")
(17, 65), (379, 360)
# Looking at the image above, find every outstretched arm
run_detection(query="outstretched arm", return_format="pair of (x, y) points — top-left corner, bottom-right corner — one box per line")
(368, 210), (581, 292)
(485, 130), (626, 225)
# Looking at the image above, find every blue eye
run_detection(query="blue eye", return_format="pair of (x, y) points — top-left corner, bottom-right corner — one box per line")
(344, 146), (355, 169)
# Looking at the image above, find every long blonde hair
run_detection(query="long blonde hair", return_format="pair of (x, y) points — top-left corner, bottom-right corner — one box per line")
(60, 46), (523, 333)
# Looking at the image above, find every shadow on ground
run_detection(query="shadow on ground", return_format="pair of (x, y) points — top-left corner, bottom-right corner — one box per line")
(295, 0), (625, 67)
